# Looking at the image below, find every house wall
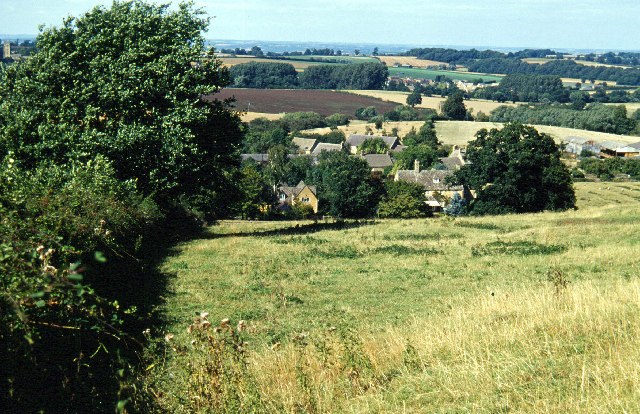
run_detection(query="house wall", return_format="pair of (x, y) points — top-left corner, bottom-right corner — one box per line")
(294, 187), (319, 213)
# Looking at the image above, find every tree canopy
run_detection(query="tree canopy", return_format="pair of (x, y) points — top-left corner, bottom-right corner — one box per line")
(452, 123), (576, 215)
(441, 91), (468, 120)
(0, 0), (242, 216)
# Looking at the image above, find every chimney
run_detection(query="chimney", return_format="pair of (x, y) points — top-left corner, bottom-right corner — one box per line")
(414, 159), (420, 173)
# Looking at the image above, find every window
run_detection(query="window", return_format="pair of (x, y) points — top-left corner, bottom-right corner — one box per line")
(301, 197), (310, 202)
(280, 193), (286, 200)
(433, 178), (440, 183)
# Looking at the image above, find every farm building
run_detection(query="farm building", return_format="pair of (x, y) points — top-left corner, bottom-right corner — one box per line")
(600, 140), (640, 158)
(395, 161), (472, 211)
(562, 136), (601, 155)
(346, 134), (400, 154)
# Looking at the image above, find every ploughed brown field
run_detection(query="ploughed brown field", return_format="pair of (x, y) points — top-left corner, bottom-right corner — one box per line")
(206, 88), (398, 116)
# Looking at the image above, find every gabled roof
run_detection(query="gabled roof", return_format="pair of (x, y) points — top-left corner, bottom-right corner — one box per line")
(563, 136), (589, 145)
(438, 156), (465, 170)
(628, 141), (640, 150)
(346, 134), (399, 149)
(601, 140), (625, 150)
(395, 169), (463, 191)
(278, 181), (317, 202)
(311, 143), (342, 155)
(361, 153), (393, 168)
(292, 137), (318, 153)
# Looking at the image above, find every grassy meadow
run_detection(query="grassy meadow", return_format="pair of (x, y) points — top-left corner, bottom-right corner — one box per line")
(388, 67), (503, 83)
(147, 182), (640, 412)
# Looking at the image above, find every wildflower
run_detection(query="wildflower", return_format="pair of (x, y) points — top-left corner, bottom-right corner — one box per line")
(237, 320), (246, 332)
(94, 228), (101, 234)
(327, 327), (337, 333)
(165, 333), (174, 342)
(200, 321), (211, 329)
(43, 265), (57, 275)
(190, 340), (197, 346)
(200, 311), (209, 319)
(36, 245), (45, 254)
(142, 328), (151, 335)
(220, 318), (230, 327)
(100, 219), (106, 226)
(44, 248), (54, 257)
(271, 342), (281, 351)
(104, 230), (112, 236)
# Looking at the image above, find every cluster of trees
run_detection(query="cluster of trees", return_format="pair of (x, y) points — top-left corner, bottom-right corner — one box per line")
(404, 47), (505, 65)
(229, 61), (299, 88)
(0, 2), (244, 411)
(228, 61), (388, 90)
(583, 51), (640, 66)
(451, 123), (576, 215)
(468, 58), (640, 86)
(490, 103), (639, 135)
(577, 157), (640, 180)
(299, 61), (388, 89)
(473, 74), (569, 103)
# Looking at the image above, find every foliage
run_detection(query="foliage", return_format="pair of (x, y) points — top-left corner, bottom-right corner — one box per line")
(299, 61), (388, 90)
(357, 137), (389, 154)
(444, 192), (467, 216)
(0, 0), (243, 217)
(327, 113), (350, 128)
(238, 163), (275, 219)
(229, 61), (299, 88)
(310, 151), (384, 217)
(402, 120), (439, 149)
(378, 181), (431, 218)
(281, 111), (328, 132)
(577, 156), (640, 180)
(476, 74), (569, 103)
(468, 57), (640, 86)
(406, 90), (423, 107)
(441, 91), (468, 120)
(490, 103), (637, 135)
(452, 123), (576, 215)
(393, 144), (438, 171)
(355, 106), (378, 120)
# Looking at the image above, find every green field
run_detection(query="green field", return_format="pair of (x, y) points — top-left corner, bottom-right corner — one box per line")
(388, 66), (504, 82)
(147, 182), (640, 413)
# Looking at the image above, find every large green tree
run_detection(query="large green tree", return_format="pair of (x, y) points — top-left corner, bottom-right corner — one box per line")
(0, 0), (242, 217)
(310, 151), (383, 217)
(441, 91), (468, 120)
(451, 123), (576, 215)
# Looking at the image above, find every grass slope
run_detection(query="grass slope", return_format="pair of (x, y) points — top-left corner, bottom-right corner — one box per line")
(388, 67), (503, 82)
(149, 182), (640, 413)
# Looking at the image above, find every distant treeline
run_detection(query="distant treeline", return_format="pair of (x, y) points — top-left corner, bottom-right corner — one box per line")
(404, 47), (640, 86)
(468, 58), (640, 86)
(404, 48), (559, 65)
(229, 61), (388, 90)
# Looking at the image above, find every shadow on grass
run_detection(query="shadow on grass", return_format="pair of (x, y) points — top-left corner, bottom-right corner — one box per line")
(203, 219), (379, 239)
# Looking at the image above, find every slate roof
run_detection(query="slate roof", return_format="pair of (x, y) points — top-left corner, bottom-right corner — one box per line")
(346, 134), (399, 149)
(292, 137), (318, 153)
(601, 140), (625, 150)
(395, 169), (463, 191)
(629, 141), (640, 150)
(311, 143), (342, 155)
(241, 154), (269, 163)
(438, 156), (465, 170)
(361, 153), (393, 169)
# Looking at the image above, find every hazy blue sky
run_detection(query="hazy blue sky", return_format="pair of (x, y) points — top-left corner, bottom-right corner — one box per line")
(1, 0), (639, 50)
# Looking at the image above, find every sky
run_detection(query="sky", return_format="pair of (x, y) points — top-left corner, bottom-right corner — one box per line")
(1, 0), (639, 51)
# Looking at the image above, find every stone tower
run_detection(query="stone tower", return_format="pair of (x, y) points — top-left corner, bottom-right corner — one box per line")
(3, 41), (10, 59)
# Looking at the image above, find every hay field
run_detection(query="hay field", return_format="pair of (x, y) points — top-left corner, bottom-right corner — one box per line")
(219, 57), (318, 71)
(305, 120), (640, 146)
(376, 56), (446, 67)
(150, 182), (640, 413)
(345, 90), (516, 115)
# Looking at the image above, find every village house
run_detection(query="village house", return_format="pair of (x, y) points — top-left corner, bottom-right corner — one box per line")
(562, 136), (601, 156)
(395, 160), (472, 211)
(277, 181), (319, 213)
(291, 137), (318, 154)
(311, 142), (343, 156)
(359, 153), (393, 173)
(345, 134), (400, 154)
(437, 146), (467, 170)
